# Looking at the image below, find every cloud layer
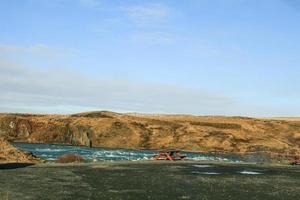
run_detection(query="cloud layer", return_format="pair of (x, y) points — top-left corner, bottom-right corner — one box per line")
(0, 44), (235, 114)
(0, 62), (234, 114)
(122, 3), (170, 26)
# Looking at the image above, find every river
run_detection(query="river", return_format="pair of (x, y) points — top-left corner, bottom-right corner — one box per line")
(14, 143), (243, 162)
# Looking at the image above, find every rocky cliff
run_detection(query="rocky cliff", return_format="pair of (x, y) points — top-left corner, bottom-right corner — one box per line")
(0, 112), (300, 156)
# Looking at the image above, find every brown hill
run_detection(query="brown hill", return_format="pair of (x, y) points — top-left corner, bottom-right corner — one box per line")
(0, 138), (42, 163)
(0, 111), (300, 156)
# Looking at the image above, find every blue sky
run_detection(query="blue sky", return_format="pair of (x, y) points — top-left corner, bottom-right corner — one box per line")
(0, 0), (300, 116)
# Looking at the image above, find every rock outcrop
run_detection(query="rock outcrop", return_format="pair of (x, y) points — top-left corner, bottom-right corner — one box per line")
(0, 138), (42, 163)
(0, 111), (300, 156)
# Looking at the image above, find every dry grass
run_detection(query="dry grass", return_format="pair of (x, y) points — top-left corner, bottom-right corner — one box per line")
(0, 138), (43, 163)
(261, 117), (300, 121)
(1, 111), (300, 157)
(56, 153), (85, 163)
(0, 192), (9, 200)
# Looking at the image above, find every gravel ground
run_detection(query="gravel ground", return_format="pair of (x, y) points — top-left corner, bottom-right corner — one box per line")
(0, 161), (300, 200)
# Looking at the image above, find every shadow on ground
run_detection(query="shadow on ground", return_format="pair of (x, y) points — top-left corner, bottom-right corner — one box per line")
(0, 163), (35, 170)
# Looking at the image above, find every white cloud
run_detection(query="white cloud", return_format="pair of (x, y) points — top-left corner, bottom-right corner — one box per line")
(80, 2), (175, 44)
(0, 52), (235, 114)
(0, 44), (74, 61)
(130, 32), (176, 45)
(122, 3), (171, 26)
(1, 44), (297, 116)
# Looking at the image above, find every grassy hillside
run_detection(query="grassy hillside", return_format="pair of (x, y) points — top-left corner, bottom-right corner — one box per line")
(0, 138), (42, 163)
(0, 111), (299, 157)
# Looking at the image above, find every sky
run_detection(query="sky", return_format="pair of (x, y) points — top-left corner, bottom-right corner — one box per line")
(0, 0), (300, 116)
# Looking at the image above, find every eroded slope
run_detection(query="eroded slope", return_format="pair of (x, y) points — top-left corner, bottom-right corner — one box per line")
(0, 112), (299, 155)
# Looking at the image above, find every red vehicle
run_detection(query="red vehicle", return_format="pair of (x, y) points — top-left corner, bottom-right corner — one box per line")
(152, 150), (186, 161)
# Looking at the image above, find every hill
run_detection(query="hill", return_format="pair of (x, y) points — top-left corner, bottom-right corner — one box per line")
(0, 138), (42, 163)
(0, 111), (299, 156)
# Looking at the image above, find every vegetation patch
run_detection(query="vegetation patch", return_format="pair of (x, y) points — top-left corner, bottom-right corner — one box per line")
(190, 122), (242, 129)
(71, 112), (113, 118)
(56, 153), (85, 163)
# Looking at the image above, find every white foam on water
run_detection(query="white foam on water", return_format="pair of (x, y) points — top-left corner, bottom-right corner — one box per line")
(188, 156), (211, 161)
(189, 156), (229, 161)
(91, 150), (153, 160)
(239, 171), (262, 175)
(35, 148), (66, 152)
(192, 165), (213, 168)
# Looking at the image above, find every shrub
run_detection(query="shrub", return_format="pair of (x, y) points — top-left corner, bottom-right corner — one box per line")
(56, 153), (85, 163)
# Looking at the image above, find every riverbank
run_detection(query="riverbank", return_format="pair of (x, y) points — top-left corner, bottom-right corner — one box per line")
(0, 161), (299, 200)
(0, 138), (42, 164)
(1, 112), (300, 156)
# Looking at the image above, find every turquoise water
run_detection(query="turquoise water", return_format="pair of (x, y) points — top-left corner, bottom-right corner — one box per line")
(14, 143), (243, 162)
